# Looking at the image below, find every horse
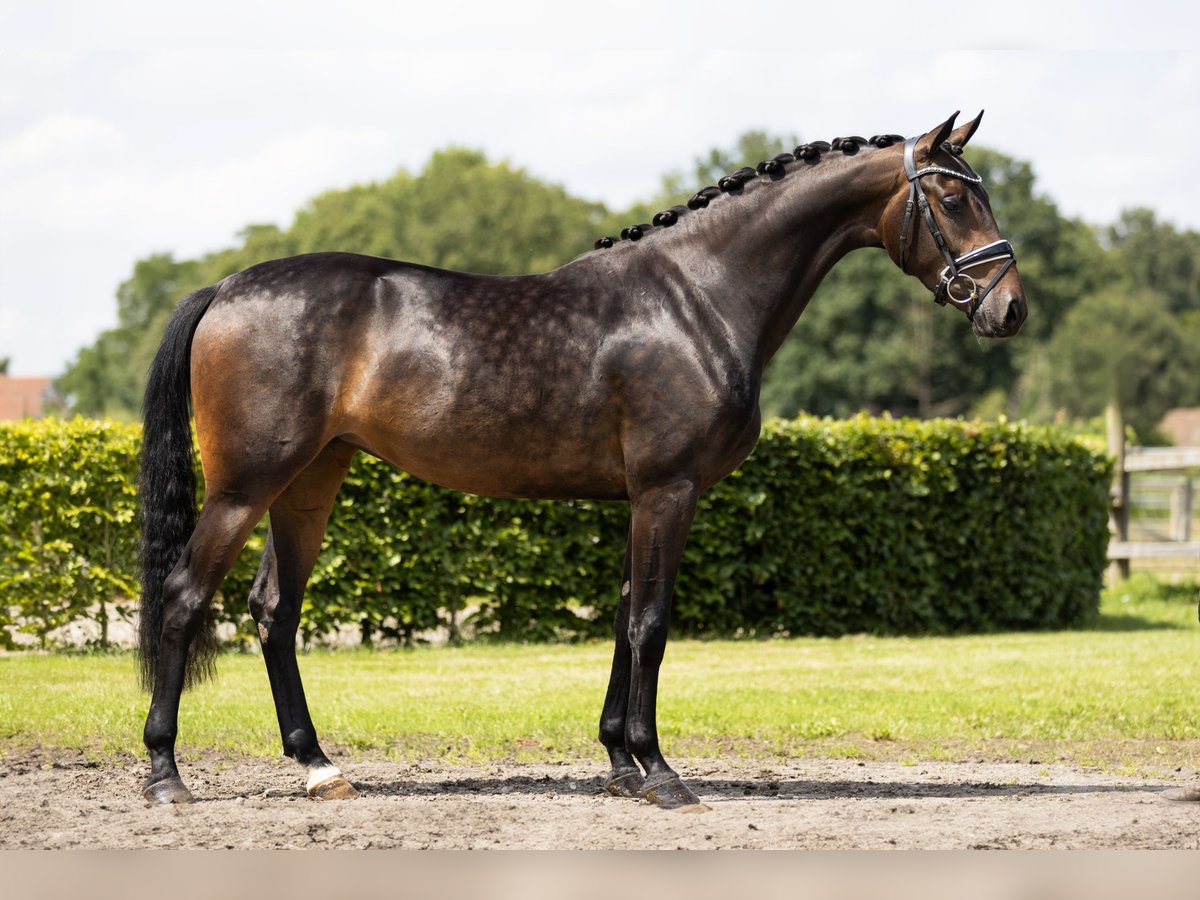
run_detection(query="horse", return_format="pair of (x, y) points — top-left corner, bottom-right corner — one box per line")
(136, 111), (1026, 810)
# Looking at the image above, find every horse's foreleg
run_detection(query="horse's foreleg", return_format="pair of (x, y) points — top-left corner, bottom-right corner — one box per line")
(624, 480), (706, 811)
(142, 497), (268, 803)
(598, 527), (643, 797)
(248, 441), (356, 800)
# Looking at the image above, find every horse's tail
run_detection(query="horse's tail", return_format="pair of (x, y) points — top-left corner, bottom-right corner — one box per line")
(136, 283), (221, 692)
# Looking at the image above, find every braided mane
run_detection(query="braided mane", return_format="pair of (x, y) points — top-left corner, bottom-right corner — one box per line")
(594, 133), (908, 250)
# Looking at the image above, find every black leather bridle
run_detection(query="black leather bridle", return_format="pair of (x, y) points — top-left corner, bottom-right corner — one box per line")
(899, 135), (1017, 318)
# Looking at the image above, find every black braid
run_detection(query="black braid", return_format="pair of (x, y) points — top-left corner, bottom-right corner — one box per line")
(756, 154), (792, 179)
(596, 130), (903, 250)
(652, 205), (689, 227)
(793, 140), (831, 162)
(830, 136), (867, 154)
(687, 186), (722, 210)
(717, 166), (757, 193)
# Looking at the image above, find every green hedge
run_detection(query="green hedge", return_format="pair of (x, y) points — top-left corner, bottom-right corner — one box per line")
(0, 415), (1111, 647)
(0, 418), (140, 648)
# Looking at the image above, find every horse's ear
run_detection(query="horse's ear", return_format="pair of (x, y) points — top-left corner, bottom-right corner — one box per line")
(949, 110), (984, 149)
(916, 111), (959, 161)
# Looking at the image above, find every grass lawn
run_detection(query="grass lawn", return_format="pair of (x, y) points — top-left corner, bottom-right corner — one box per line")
(2, 575), (1199, 771)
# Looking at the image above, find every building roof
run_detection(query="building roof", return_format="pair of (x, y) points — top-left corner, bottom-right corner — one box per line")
(0, 375), (52, 420)
(1159, 407), (1200, 448)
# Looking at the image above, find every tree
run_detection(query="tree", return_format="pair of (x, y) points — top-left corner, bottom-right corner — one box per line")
(1026, 207), (1200, 437)
(966, 148), (1113, 341)
(1045, 288), (1199, 437)
(57, 254), (199, 418)
(1107, 208), (1200, 316)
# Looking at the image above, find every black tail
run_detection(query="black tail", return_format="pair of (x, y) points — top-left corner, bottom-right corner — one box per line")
(136, 284), (221, 692)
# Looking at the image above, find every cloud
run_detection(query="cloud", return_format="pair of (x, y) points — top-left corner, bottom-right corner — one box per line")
(0, 114), (127, 239)
(0, 113), (126, 169)
(1, 117), (395, 249)
(135, 125), (398, 254)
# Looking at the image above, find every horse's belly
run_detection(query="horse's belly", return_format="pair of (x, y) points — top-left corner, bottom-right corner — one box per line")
(340, 412), (629, 501)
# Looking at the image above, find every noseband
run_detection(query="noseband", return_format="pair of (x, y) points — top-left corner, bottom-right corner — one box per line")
(898, 135), (1017, 318)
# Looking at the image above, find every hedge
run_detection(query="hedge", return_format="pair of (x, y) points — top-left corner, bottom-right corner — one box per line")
(0, 415), (1111, 647)
(0, 418), (140, 648)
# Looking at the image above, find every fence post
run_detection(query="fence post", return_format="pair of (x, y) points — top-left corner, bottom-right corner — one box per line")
(1107, 399), (1130, 583)
(1171, 478), (1194, 543)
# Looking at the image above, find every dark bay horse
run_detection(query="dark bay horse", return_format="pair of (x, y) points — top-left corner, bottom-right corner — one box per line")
(137, 111), (1026, 810)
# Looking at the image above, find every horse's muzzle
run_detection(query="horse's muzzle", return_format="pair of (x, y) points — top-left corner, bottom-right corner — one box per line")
(973, 290), (1027, 339)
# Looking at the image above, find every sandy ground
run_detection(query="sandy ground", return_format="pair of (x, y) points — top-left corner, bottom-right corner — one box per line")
(4, 748), (1200, 849)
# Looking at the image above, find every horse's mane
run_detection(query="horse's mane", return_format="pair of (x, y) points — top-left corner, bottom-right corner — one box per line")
(594, 133), (910, 250)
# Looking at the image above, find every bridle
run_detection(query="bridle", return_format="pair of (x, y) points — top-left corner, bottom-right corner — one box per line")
(898, 134), (1017, 319)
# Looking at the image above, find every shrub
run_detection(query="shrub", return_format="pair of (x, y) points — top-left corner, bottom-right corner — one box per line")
(0, 415), (1111, 646)
(0, 418), (140, 648)
(676, 416), (1112, 636)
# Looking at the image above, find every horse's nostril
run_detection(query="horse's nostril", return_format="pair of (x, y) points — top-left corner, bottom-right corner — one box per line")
(1004, 297), (1023, 329)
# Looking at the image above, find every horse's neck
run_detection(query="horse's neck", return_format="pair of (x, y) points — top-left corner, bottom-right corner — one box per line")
(658, 148), (899, 374)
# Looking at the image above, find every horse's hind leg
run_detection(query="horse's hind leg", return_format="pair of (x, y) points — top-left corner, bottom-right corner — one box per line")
(142, 494), (272, 803)
(247, 440), (357, 800)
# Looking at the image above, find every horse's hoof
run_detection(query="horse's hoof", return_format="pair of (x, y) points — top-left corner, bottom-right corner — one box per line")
(142, 775), (194, 804)
(1162, 786), (1200, 802)
(641, 773), (709, 812)
(604, 766), (645, 798)
(308, 774), (360, 800)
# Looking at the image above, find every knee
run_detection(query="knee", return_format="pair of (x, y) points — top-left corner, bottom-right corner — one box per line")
(627, 616), (668, 666)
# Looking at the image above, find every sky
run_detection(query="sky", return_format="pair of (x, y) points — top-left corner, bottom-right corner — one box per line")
(2, 0), (1199, 377)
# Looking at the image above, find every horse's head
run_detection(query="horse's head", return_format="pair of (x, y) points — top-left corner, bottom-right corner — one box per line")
(880, 111), (1027, 339)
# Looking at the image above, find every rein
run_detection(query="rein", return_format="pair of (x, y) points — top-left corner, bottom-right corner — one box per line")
(898, 135), (1016, 318)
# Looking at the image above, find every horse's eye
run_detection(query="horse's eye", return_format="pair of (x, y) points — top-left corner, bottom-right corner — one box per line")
(941, 196), (961, 213)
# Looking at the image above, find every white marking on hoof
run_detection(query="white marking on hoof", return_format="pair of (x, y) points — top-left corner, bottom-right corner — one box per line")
(621, 581), (631, 597)
(306, 764), (343, 793)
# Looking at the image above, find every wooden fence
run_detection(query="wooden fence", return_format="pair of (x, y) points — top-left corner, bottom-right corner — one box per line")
(1107, 406), (1200, 582)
